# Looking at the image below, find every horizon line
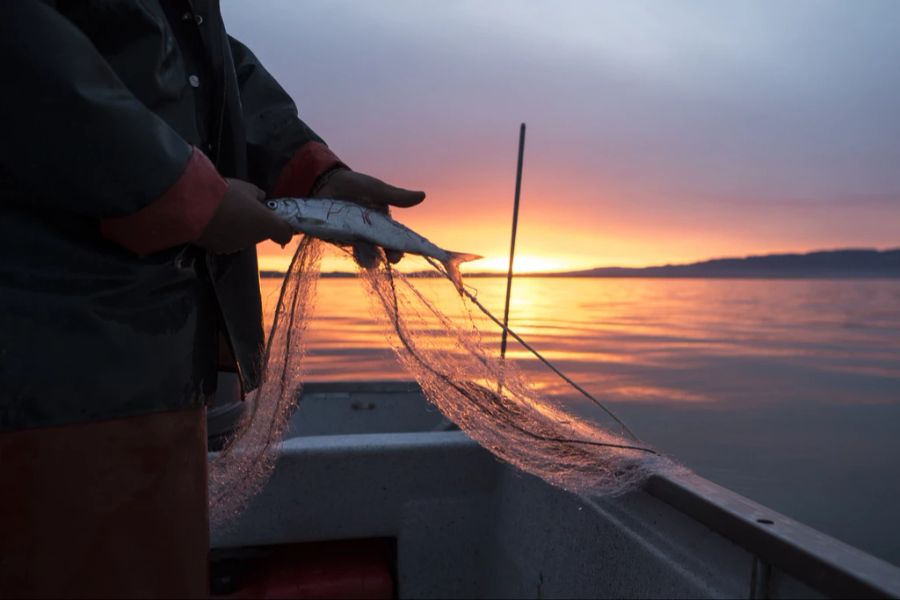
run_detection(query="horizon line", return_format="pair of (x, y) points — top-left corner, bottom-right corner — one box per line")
(259, 246), (900, 278)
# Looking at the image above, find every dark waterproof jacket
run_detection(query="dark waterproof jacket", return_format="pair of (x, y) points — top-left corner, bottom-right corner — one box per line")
(0, 1), (337, 431)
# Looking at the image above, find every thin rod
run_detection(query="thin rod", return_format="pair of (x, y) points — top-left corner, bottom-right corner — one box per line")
(500, 123), (526, 360)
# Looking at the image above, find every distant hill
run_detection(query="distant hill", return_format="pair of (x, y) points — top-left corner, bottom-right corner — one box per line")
(260, 248), (900, 279)
(535, 248), (900, 278)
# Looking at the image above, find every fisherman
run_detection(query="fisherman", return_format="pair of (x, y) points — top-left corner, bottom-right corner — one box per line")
(0, 2), (424, 596)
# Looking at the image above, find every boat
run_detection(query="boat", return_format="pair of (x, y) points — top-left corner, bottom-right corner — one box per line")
(210, 380), (900, 599)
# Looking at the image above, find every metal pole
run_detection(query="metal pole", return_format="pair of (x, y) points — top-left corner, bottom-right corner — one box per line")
(500, 123), (526, 360)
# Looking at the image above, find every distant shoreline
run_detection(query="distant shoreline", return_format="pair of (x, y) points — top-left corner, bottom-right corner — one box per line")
(260, 247), (900, 279)
(261, 271), (900, 280)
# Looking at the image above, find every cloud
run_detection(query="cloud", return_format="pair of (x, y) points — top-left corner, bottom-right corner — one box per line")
(224, 1), (900, 265)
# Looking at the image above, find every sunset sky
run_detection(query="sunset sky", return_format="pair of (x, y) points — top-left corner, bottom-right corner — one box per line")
(223, 1), (900, 273)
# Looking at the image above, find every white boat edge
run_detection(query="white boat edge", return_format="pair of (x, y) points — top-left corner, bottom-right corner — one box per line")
(211, 380), (900, 599)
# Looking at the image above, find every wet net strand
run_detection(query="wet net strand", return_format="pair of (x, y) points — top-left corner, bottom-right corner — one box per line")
(385, 264), (655, 454)
(360, 256), (669, 495)
(421, 256), (646, 446)
(208, 237), (323, 527)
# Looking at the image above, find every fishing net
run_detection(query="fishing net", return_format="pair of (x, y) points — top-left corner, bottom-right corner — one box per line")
(209, 240), (671, 526)
(360, 259), (668, 494)
(209, 237), (322, 527)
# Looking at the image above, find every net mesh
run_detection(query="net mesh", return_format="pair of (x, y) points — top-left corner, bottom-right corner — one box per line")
(361, 260), (669, 495)
(209, 240), (673, 526)
(208, 237), (322, 527)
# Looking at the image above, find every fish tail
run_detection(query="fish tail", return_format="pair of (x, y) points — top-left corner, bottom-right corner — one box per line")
(443, 252), (482, 292)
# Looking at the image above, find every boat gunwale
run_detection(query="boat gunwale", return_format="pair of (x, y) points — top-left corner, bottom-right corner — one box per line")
(646, 472), (900, 599)
(285, 380), (900, 598)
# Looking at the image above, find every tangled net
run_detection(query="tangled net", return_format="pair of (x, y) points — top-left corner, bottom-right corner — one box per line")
(209, 237), (322, 527)
(361, 261), (668, 494)
(210, 239), (672, 526)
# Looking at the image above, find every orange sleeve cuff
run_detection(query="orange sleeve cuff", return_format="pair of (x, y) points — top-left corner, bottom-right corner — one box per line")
(99, 147), (227, 256)
(271, 141), (346, 197)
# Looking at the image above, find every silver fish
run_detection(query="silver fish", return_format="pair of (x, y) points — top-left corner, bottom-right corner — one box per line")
(267, 197), (481, 290)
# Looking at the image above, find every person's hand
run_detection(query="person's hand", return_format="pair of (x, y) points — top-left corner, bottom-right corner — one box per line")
(313, 169), (425, 209)
(196, 178), (293, 254)
(312, 169), (425, 267)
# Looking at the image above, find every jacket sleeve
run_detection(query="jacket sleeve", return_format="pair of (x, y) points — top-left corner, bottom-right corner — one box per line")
(228, 35), (346, 197)
(0, 1), (227, 255)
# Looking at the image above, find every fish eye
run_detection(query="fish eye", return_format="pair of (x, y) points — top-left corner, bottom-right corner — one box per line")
(266, 200), (278, 209)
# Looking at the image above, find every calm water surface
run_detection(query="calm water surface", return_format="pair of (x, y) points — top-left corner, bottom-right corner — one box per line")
(260, 276), (900, 565)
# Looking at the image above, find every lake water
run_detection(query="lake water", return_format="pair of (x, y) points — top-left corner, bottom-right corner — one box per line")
(260, 275), (900, 566)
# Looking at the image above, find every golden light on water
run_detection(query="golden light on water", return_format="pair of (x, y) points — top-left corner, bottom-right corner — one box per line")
(257, 274), (900, 432)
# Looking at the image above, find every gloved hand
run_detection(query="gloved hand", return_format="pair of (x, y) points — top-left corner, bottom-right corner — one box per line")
(311, 168), (425, 268)
(196, 178), (293, 254)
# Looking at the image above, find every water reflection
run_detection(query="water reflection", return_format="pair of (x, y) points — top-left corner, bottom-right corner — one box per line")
(259, 275), (900, 565)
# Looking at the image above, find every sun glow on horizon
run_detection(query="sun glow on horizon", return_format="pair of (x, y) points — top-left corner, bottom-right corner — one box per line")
(473, 255), (574, 274)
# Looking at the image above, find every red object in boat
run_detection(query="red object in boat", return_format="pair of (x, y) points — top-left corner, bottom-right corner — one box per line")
(228, 539), (395, 600)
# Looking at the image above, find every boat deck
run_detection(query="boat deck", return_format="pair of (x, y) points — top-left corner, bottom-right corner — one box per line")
(211, 381), (900, 599)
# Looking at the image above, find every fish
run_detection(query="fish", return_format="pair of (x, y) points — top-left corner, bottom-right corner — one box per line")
(266, 197), (482, 290)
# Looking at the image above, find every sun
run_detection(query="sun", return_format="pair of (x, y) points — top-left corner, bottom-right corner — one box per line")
(475, 255), (569, 274)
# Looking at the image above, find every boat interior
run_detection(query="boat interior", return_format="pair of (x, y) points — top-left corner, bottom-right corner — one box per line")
(209, 381), (900, 599)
